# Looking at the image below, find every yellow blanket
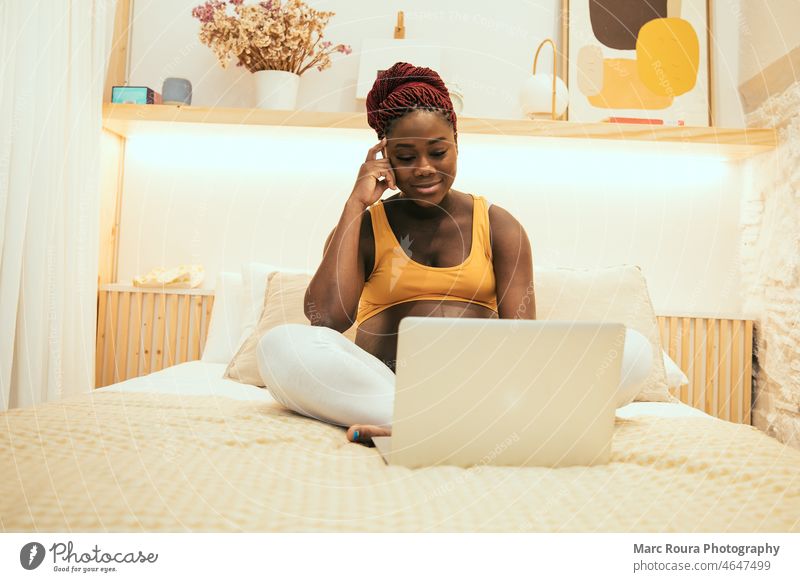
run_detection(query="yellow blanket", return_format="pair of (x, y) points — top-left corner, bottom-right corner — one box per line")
(2, 392), (799, 532)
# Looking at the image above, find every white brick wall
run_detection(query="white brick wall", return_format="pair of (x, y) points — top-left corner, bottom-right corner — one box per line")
(742, 81), (800, 448)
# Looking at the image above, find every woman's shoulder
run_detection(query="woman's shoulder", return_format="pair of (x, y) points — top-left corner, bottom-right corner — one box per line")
(461, 191), (497, 212)
(487, 202), (524, 229)
(450, 189), (480, 211)
(486, 202), (529, 257)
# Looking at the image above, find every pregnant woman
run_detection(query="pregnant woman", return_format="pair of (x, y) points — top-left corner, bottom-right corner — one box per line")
(257, 62), (652, 446)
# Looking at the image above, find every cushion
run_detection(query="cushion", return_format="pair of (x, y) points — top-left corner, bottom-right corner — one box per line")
(225, 271), (358, 386)
(201, 271), (244, 364)
(237, 262), (311, 351)
(228, 264), (672, 401)
(533, 264), (673, 402)
(662, 350), (690, 390)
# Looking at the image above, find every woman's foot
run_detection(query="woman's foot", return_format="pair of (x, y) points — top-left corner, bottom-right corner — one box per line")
(347, 424), (391, 447)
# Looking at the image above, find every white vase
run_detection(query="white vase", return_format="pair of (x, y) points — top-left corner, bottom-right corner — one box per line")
(253, 70), (300, 110)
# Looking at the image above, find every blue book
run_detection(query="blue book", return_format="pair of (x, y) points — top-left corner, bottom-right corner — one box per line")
(111, 86), (162, 104)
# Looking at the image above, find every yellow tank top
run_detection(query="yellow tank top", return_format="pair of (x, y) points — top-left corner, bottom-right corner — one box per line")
(356, 194), (498, 325)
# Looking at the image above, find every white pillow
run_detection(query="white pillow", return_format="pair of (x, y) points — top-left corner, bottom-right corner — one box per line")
(534, 264), (672, 402)
(662, 350), (689, 389)
(238, 262), (312, 349)
(201, 272), (244, 364)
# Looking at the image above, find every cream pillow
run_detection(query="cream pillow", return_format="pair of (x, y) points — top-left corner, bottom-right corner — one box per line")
(228, 265), (671, 401)
(533, 264), (673, 402)
(237, 262), (312, 353)
(225, 272), (357, 386)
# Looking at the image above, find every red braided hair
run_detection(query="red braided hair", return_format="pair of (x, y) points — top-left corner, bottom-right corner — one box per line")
(365, 62), (458, 143)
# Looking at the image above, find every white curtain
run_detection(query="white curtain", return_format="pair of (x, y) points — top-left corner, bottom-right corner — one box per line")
(0, 0), (117, 410)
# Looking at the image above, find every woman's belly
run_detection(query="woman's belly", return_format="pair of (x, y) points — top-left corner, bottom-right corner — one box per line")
(354, 300), (498, 372)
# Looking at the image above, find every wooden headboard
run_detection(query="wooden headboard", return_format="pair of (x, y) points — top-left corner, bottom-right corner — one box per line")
(95, 286), (755, 424)
(656, 315), (753, 424)
(95, 286), (214, 387)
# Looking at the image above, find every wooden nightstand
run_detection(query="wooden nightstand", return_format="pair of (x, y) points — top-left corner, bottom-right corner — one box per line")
(95, 284), (215, 388)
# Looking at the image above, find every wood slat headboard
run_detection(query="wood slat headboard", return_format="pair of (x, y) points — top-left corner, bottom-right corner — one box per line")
(95, 288), (755, 424)
(656, 316), (754, 424)
(95, 286), (214, 388)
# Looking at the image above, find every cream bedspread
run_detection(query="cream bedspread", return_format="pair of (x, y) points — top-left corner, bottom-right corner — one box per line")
(2, 390), (799, 532)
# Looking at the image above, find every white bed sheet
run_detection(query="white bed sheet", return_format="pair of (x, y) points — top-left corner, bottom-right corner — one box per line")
(98, 361), (710, 419)
(97, 361), (274, 402)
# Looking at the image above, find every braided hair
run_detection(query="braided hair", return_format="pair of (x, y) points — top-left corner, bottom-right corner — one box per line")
(365, 62), (458, 144)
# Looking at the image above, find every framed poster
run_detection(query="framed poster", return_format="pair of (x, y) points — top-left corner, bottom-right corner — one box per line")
(565, 0), (711, 126)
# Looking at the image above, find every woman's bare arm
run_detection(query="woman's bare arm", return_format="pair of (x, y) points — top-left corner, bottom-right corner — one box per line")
(488, 205), (535, 319)
(304, 139), (396, 331)
(304, 202), (368, 330)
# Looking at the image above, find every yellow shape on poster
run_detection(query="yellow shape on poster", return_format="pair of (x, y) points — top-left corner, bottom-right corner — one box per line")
(587, 58), (673, 110)
(637, 17), (699, 97)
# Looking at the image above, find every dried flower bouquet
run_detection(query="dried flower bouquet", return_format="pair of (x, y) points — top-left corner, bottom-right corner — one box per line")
(192, 0), (351, 75)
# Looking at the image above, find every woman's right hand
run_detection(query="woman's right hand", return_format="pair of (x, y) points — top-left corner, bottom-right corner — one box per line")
(347, 424), (392, 447)
(348, 137), (397, 208)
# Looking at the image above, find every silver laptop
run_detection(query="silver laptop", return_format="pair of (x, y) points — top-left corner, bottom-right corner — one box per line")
(373, 318), (625, 468)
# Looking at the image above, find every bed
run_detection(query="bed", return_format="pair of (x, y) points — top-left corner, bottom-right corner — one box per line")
(2, 358), (799, 532)
(3, 263), (800, 532)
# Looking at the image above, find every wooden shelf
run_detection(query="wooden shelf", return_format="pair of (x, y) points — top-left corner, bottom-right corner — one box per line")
(102, 103), (776, 159)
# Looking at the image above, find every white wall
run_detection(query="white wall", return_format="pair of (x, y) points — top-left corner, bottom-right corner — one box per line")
(130, 0), (745, 126)
(117, 125), (745, 316)
(118, 0), (753, 317)
(130, 0), (559, 118)
(739, 0), (800, 82)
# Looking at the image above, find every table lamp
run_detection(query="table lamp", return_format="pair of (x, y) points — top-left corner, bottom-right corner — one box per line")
(520, 38), (568, 120)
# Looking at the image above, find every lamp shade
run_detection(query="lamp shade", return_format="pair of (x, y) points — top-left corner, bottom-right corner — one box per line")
(446, 82), (464, 114)
(520, 74), (569, 119)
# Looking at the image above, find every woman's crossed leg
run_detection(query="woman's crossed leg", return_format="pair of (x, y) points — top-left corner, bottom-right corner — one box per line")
(257, 324), (652, 446)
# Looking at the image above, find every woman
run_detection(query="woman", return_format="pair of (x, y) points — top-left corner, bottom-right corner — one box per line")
(257, 62), (651, 446)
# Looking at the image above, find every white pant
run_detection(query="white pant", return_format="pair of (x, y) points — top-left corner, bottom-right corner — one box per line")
(256, 323), (652, 429)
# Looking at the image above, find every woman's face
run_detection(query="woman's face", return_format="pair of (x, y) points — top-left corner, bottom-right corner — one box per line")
(385, 110), (458, 206)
